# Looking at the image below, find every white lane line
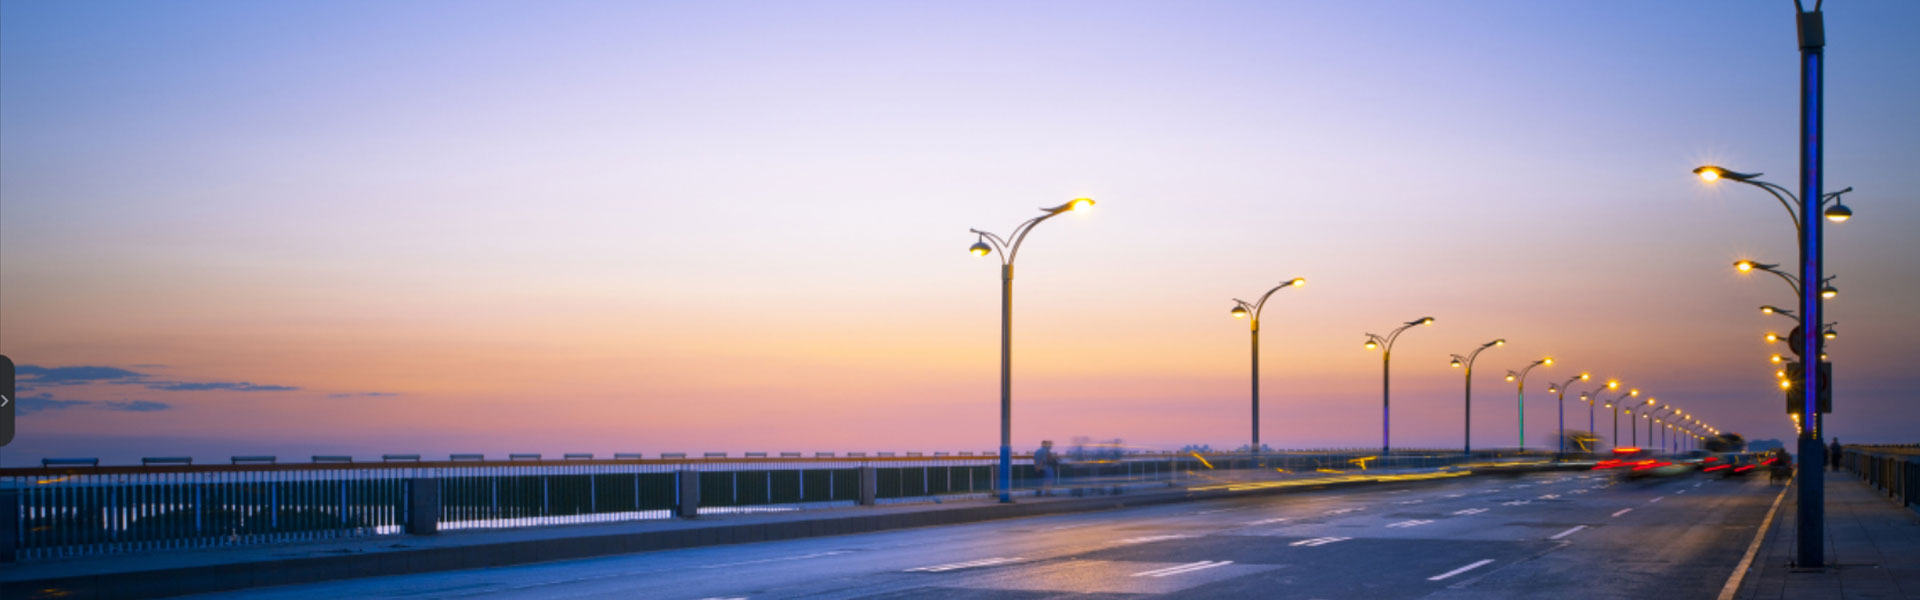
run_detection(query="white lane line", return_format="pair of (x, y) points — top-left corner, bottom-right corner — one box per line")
(1289, 536), (1352, 547)
(1398, 499), (1426, 505)
(1444, 493), (1465, 498)
(1649, 496), (1664, 503)
(1717, 475), (1792, 600)
(1570, 489), (1590, 494)
(1197, 507), (1236, 515)
(701, 550), (851, 569)
(1117, 534), (1192, 544)
(1133, 560), (1234, 577)
(1428, 559), (1496, 581)
(1451, 508), (1489, 515)
(1677, 490), (1689, 495)
(1612, 508), (1633, 517)
(1501, 500), (1531, 506)
(1387, 519), (1435, 528)
(1245, 517), (1291, 526)
(1324, 507), (1363, 515)
(1539, 494), (1561, 499)
(1549, 525), (1587, 540)
(904, 557), (1022, 572)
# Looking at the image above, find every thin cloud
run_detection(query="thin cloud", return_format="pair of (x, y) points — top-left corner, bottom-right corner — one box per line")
(100, 400), (172, 412)
(17, 364), (300, 393)
(327, 391), (401, 398)
(16, 394), (92, 415)
(15, 365), (147, 385)
(144, 381), (299, 392)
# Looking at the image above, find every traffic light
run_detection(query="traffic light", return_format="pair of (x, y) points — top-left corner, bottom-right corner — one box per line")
(1782, 360), (1832, 414)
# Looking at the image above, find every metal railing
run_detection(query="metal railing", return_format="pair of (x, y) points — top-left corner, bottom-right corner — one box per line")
(0, 449), (1528, 562)
(1840, 444), (1920, 512)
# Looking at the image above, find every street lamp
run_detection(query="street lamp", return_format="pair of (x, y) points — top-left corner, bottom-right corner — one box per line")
(968, 198), (1095, 502)
(1504, 357), (1553, 451)
(1229, 277), (1306, 456)
(1449, 338), (1505, 457)
(1649, 406), (1676, 452)
(1627, 397), (1656, 448)
(1574, 379), (1609, 453)
(1365, 316), (1435, 453)
(1547, 373), (1591, 455)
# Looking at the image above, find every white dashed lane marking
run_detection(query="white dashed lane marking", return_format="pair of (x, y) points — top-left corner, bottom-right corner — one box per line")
(1133, 561), (1234, 577)
(1452, 508), (1489, 515)
(1549, 525), (1587, 540)
(1649, 496), (1664, 503)
(1612, 508), (1633, 517)
(1387, 519), (1435, 528)
(1428, 559), (1495, 581)
(1290, 536), (1352, 547)
(1245, 517), (1291, 526)
(905, 557), (1023, 572)
(1117, 535), (1193, 544)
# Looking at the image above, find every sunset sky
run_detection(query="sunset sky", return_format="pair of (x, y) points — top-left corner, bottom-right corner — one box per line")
(3, 1), (1917, 466)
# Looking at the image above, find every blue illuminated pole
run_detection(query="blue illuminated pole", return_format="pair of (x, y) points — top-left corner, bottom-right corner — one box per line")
(1505, 358), (1551, 452)
(1365, 316), (1435, 454)
(1794, 0), (1826, 568)
(968, 198), (1095, 503)
(1450, 339), (1506, 457)
(1547, 374), (1589, 455)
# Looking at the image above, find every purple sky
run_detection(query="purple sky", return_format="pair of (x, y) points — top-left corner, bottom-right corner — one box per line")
(3, 1), (1918, 466)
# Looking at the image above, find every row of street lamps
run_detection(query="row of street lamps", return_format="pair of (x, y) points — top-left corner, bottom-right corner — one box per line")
(967, 198), (1727, 503)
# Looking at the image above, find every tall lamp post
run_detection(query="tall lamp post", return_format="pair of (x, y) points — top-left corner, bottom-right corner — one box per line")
(1230, 277), (1306, 456)
(1449, 339), (1505, 457)
(1603, 387), (1639, 450)
(1627, 398), (1656, 448)
(1546, 373), (1591, 455)
(1575, 380), (1612, 452)
(1504, 358), (1553, 451)
(1695, 1), (1851, 560)
(968, 198), (1095, 503)
(1649, 407), (1675, 453)
(1365, 316), (1435, 454)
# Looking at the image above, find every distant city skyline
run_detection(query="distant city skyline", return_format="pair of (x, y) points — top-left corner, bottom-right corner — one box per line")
(3, 1), (1918, 465)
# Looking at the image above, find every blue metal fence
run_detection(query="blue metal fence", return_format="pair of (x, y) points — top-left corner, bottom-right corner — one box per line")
(0, 449), (1516, 562)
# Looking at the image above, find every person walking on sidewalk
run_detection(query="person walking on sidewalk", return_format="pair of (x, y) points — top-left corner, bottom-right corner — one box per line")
(1828, 437), (1842, 471)
(1033, 440), (1061, 496)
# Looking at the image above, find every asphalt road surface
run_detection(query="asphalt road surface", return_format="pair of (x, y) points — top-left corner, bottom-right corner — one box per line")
(187, 469), (1782, 599)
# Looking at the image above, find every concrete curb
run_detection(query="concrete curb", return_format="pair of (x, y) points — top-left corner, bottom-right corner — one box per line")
(1, 468), (1527, 599)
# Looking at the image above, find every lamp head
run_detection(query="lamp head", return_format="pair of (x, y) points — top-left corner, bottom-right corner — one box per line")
(1765, 332), (1780, 343)
(1505, 373), (1517, 382)
(1364, 340), (1378, 350)
(1068, 198), (1094, 212)
(1290, 277), (1306, 287)
(1734, 260), (1756, 273)
(1231, 305), (1249, 319)
(1608, 380), (1620, 389)
(1422, 317), (1435, 326)
(1821, 286), (1838, 299)
(1823, 328), (1837, 340)
(1450, 358), (1463, 368)
(1694, 165), (1757, 182)
(1825, 203), (1852, 223)
(1542, 357), (1554, 366)
(970, 241), (992, 257)
(1770, 354), (1783, 364)
(1548, 385), (1559, 394)
(1629, 389), (1640, 397)
(1494, 339), (1506, 346)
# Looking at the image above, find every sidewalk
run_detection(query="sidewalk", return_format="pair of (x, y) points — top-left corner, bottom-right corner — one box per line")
(1735, 471), (1920, 599)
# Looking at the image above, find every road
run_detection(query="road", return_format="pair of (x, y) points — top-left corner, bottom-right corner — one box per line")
(188, 469), (1783, 599)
